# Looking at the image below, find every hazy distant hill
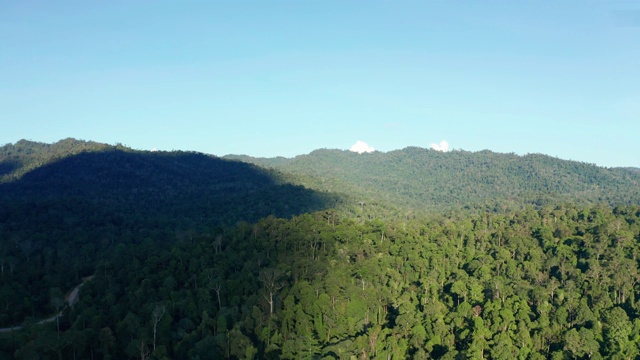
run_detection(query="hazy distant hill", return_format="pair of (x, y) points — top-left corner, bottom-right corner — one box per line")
(227, 147), (640, 212)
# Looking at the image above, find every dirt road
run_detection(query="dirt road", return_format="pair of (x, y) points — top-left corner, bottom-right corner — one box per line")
(0, 276), (93, 333)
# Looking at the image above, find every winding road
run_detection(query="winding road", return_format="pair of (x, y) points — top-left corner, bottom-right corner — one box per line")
(0, 276), (93, 333)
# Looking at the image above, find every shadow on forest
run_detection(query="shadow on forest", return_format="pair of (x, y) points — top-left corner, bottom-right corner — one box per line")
(0, 160), (20, 177)
(0, 148), (342, 237)
(0, 148), (342, 328)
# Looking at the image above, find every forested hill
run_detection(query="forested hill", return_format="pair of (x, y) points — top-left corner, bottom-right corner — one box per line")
(0, 139), (340, 328)
(227, 147), (640, 211)
(4, 139), (640, 359)
(0, 138), (111, 182)
(0, 139), (339, 226)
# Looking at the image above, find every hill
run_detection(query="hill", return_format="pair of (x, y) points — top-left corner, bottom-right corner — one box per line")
(0, 139), (340, 327)
(0, 138), (111, 182)
(0, 139), (340, 225)
(3, 139), (640, 359)
(227, 147), (640, 212)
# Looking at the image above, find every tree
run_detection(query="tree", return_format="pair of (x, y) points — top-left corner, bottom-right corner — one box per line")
(564, 327), (600, 359)
(49, 288), (65, 338)
(205, 268), (224, 310)
(99, 327), (116, 359)
(450, 280), (467, 305)
(603, 307), (634, 356)
(150, 303), (166, 353)
(259, 269), (284, 316)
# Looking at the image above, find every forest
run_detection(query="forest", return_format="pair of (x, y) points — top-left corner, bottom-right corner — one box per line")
(1, 139), (640, 359)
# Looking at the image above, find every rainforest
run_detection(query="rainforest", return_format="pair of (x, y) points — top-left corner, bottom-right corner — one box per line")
(1, 139), (640, 359)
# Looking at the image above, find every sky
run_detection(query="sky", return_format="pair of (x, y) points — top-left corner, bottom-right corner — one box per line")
(1, 1), (639, 167)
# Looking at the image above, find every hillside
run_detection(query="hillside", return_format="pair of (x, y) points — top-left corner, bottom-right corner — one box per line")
(227, 147), (640, 212)
(0, 139), (340, 327)
(3, 139), (640, 359)
(0, 138), (111, 182)
(0, 139), (340, 225)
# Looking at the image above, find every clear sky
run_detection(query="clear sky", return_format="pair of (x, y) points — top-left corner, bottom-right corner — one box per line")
(1, 1), (639, 167)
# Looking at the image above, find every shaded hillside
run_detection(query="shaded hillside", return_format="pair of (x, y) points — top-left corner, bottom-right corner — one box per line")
(0, 140), (341, 225)
(228, 147), (640, 212)
(0, 140), (340, 326)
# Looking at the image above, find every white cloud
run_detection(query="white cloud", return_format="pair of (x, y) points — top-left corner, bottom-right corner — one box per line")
(349, 140), (375, 154)
(430, 140), (449, 152)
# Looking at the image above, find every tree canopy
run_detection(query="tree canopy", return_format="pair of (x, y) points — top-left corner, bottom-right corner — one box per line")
(2, 139), (640, 359)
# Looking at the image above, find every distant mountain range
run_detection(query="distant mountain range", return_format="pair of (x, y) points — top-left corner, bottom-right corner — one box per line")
(3, 139), (640, 221)
(227, 147), (640, 212)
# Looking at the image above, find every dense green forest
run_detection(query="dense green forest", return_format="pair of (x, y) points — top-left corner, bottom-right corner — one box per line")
(2, 139), (640, 359)
(0, 140), (340, 330)
(227, 148), (640, 212)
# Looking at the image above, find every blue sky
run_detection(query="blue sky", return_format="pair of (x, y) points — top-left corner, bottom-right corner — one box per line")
(1, 1), (639, 167)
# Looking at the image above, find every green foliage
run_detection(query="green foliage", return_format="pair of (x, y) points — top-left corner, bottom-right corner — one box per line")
(3, 139), (640, 359)
(0, 140), (339, 327)
(230, 147), (640, 213)
(3, 203), (637, 358)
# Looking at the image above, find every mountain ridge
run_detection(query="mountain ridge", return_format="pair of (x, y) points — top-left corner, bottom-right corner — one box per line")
(4, 138), (639, 215)
(3, 138), (640, 359)
(226, 146), (640, 212)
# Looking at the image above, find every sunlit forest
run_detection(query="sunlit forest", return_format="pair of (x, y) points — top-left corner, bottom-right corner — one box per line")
(2, 139), (640, 359)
